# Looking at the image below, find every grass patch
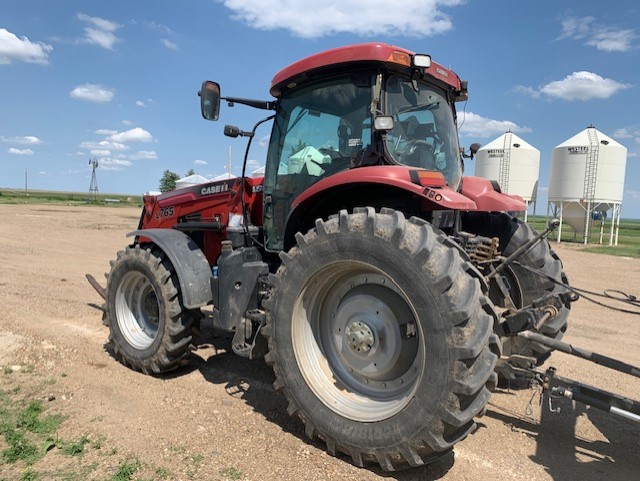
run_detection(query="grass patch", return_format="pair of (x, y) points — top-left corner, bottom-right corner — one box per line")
(111, 459), (141, 481)
(220, 466), (243, 480)
(154, 466), (172, 479)
(0, 188), (141, 207)
(21, 468), (38, 481)
(17, 401), (63, 434)
(1, 429), (40, 464)
(60, 435), (89, 456)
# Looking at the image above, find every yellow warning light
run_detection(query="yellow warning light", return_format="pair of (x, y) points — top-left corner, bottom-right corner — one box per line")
(387, 51), (411, 66)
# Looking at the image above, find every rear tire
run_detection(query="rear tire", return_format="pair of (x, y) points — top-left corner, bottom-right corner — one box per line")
(105, 244), (195, 374)
(262, 208), (499, 471)
(461, 213), (570, 367)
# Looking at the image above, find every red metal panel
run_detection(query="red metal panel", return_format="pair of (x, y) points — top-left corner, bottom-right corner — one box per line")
(292, 166), (477, 210)
(270, 42), (461, 97)
(461, 176), (527, 212)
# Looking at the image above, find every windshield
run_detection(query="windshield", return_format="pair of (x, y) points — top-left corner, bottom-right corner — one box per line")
(264, 75), (371, 249)
(384, 76), (461, 188)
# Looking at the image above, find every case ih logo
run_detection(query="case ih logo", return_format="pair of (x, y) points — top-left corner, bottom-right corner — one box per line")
(200, 183), (230, 196)
(568, 146), (589, 155)
(436, 67), (449, 78)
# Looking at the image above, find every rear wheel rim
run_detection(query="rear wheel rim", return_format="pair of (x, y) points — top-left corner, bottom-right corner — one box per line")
(115, 271), (160, 350)
(291, 261), (424, 422)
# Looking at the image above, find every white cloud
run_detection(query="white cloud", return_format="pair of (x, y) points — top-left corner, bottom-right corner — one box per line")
(108, 127), (153, 143)
(558, 16), (636, 52)
(0, 28), (52, 65)
(625, 190), (640, 201)
(194, 159), (208, 165)
(160, 38), (178, 50)
(516, 71), (632, 101)
(89, 149), (111, 156)
(129, 150), (157, 160)
(77, 13), (121, 50)
(144, 21), (174, 35)
(558, 16), (595, 41)
(221, 0), (464, 39)
(613, 126), (640, 144)
(0, 135), (42, 145)
(135, 100), (147, 107)
(80, 140), (128, 151)
(77, 13), (120, 33)
(97, 158), (133, 170)
(458, 112), (532, 138)
(8, 147), (34, 155)
(94, 129), (118, 135)
(70, 83), (115, 103)
(122, 119), (134, 126)
(586, 29), (636, 53)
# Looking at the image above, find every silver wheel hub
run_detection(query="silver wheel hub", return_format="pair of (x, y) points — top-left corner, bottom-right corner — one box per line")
(291, 261), (425, 422)
(115, 271), (160, 350)
(345, 321), (374, 353)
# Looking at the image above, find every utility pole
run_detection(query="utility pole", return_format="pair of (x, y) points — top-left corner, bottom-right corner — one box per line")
(24, 169), (28, 194)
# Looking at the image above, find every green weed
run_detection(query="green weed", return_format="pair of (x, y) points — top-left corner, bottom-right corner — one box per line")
(61, 435), (89, 456)
(2, 429), (39, 464)
(220, 466), (243, 480)
(17, 401), (63, 434)
(154, 467), (171, 479)
(111, 459), (141, 481)
(21, 468), (38, 481)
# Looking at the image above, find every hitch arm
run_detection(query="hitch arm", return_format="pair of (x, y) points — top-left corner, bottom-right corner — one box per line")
(544, 368), (640, 423)
(518, 331), (640, 379)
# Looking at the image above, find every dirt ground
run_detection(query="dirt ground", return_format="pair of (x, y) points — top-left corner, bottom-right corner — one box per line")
(0, 203), (638, 481)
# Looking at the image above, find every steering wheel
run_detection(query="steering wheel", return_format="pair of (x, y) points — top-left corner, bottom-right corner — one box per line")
(404, 140), (437, 169)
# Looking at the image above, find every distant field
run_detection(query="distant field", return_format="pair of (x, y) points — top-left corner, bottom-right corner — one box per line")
(526, 215), (640, 258)
(0, 188), (142, 207)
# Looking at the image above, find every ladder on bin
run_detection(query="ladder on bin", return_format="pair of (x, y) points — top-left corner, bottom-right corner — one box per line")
(499, 132), (512, 193)
(583, 127), (600, 243)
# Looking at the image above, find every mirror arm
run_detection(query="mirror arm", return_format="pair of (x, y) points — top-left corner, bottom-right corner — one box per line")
(222, 96), (276, 111)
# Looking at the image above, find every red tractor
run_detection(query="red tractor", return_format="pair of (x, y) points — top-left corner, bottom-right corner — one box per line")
(98, 43), (572, 470)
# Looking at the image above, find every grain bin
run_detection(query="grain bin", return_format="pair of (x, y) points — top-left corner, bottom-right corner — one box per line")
(475, 131), (540, 221)
(547, 126), (627, 245)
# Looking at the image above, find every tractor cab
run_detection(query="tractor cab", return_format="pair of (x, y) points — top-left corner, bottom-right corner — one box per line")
(200, 43), (470, 250)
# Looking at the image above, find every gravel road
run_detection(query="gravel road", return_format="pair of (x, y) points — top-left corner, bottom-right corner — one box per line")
(0, 204), (638, 480)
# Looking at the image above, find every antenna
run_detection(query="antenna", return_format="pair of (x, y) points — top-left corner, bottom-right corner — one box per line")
(89, 158), (99, 200)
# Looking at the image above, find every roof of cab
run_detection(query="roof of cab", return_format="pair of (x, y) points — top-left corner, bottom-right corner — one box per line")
(269, 42), (462, 97)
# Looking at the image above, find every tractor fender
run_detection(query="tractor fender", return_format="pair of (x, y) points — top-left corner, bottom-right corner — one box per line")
(127, 229), (213, 309)
(461, 176), (526, 212)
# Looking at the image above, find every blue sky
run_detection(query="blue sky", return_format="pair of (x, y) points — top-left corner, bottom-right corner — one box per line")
(1, 1), (639, 217)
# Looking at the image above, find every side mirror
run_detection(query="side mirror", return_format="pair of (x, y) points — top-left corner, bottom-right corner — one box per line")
(199, 81), (221, 121)
(469, 143), (481, 159)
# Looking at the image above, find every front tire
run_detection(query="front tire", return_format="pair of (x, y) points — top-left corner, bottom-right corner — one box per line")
(263, 208), (499, 471)
(105, 244), (195, 374)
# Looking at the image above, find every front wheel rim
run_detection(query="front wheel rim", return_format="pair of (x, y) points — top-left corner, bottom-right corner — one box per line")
(115, 271), (160, 350)
(291, 261), (424, 422)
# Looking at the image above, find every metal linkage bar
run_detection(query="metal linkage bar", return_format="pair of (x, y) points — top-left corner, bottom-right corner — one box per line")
(487, 219), (560, 281)
(518, 330), (640, 379)
(544, 368), (640, 423)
